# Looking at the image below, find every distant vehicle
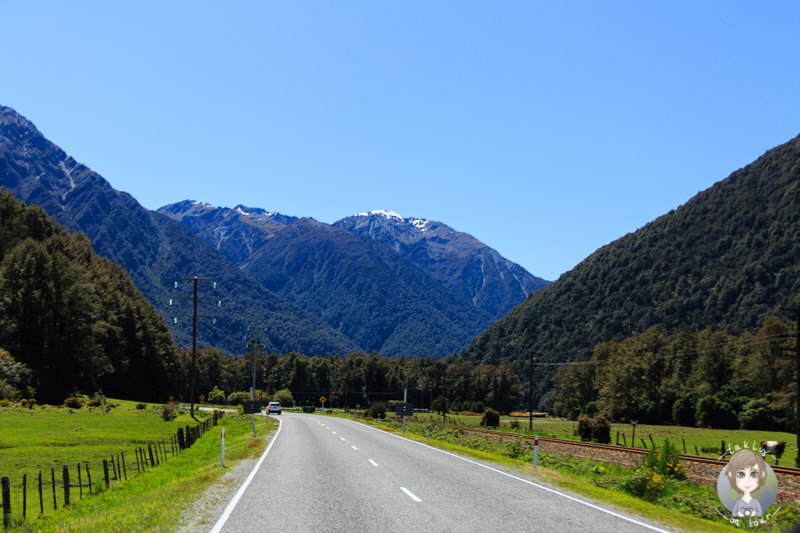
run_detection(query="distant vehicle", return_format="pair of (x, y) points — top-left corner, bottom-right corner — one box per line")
(267, 401), (282, 415)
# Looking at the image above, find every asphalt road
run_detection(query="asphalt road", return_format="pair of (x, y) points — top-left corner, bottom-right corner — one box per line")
(212, 413), (671, 533)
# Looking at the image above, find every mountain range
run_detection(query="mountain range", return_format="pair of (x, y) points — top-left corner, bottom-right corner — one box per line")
(157, 203), (546, 357)
(0, 105), (545, 357)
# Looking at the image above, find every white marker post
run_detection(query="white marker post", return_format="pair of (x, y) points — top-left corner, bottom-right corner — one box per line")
(221, 427), (226, 467)
(533, 434), (539, 470)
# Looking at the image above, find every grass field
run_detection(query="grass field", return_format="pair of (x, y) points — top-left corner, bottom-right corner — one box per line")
(0, 400), (275, 531)
(431, 412), (798, 465)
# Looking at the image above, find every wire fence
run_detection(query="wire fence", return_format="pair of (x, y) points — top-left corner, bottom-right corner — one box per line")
(1, 416), (216, 529)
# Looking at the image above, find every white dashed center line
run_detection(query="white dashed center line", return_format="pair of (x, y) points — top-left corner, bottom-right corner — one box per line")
(351, 445), (358, 450)
(368, 459), (379, 467)
(401, 487), (422, 503)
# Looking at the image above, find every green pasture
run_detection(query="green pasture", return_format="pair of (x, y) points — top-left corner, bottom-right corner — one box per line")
(0, 400), (274, 531)
(425, 413), (798, 465)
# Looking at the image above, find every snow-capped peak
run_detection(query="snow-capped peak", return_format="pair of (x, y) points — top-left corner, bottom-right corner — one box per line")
(353, 210), (432, 232)
(355, 209), (405, 221)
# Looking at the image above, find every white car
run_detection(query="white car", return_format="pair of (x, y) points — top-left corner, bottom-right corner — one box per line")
(267, 401), (282, 415)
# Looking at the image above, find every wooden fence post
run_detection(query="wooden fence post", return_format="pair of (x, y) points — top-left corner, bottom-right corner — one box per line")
(102, 459), (110, 489)
(682, 438), (686, 454)
(85, 463), (92, 494)
(649, 435), (655, 449)
(111, 456), (118, 481)
(51, 467), (57, 510)
(22, 473), (27, 518)
(63, 465), (70, 507)
(148, 444), (156, 467)
(622, 433), (627, 447)
(121, 452), (127, 480)
(38, 470), (43, 514)
(640, 438), (647, 449)
(2, 476), (11, 529)
(694, 445), (699, 456)
(77, 463), (82, 499)
(177, 428), (185, 450)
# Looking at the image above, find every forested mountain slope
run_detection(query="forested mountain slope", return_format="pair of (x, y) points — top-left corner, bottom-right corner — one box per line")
(463, 133), (800, 377)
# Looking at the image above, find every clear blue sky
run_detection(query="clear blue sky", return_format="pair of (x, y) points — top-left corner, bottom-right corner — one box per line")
(1, 1), (799, 280)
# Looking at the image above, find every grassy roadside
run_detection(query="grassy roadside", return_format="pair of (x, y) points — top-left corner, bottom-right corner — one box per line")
(2, 403), (275, 532)
(340, 413), (800, 532)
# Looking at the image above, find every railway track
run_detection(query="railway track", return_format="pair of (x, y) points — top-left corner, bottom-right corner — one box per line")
(444, 424), (800, 495)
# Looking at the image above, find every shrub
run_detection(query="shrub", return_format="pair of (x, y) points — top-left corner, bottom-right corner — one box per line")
(160, 403), (178, 421)
(480, 408), (500, 427)
(273, 388), (293, 406)
(0, 399), (10, 407)
(625, 466), (665, 501)
(227, 391), (250, 406)
(64, 397), (84, 409)
(136, 402), (147, 409)
(208, 386), (226, 405)
(577, 415), (593, 441)
(369, 401), (387, 419)
(88, 390), (106, 407)
(592, 415), (611, 444)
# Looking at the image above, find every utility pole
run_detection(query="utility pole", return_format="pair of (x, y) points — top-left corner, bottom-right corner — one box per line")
(171, 276), (219, 420)
(246, 326), (268, 401)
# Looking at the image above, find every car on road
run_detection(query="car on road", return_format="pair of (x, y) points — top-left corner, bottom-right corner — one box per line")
(267, 401), (282, 415)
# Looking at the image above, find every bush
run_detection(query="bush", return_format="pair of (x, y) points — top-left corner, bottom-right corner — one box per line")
(136, 402), (147, 410)
(227, 391), (250, 406)
(480, 408), (500, 427)
(64, 397), (84, 409)
(592, 415), (611, 444)
(625, 466), (665, 501)
(273, 388), (293, 406)
(207, 386), (226, 405)
(160, 403), (178, 421)
(369, 401), (387, 419)
(88, 390), (106, 407)
(577, 415), (593, 441)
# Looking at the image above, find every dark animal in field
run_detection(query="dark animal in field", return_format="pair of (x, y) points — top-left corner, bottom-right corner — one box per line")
(759, 441), (786, 465)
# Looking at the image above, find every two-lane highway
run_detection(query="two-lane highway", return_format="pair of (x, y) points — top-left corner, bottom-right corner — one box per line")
(212, 413), (670, 532)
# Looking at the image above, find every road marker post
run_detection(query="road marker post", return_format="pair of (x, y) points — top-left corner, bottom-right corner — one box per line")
(221, 427), (226, 467)
(426, 423), (431, 440)
(533, 435), (539, 470)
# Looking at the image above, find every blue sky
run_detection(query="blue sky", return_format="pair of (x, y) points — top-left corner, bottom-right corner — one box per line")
(1, 1), (799, 280)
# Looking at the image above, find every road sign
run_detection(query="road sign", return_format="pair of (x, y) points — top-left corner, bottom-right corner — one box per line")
(395, 402), (414, 416)
(242, 400), (262, 414)
(319, 396), (327, 404)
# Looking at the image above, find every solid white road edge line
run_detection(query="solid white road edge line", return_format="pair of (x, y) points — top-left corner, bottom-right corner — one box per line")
(360, 421), (668, 533)
(401, 487), (422, 502)
(210, 416), (283, 533)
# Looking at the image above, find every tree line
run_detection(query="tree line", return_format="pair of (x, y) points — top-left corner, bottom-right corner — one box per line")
(549, 316), (796, 431)
(170, 348), (523, 414)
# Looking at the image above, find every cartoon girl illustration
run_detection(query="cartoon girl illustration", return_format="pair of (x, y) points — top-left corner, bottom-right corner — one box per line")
(725, 449), (767, 517)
